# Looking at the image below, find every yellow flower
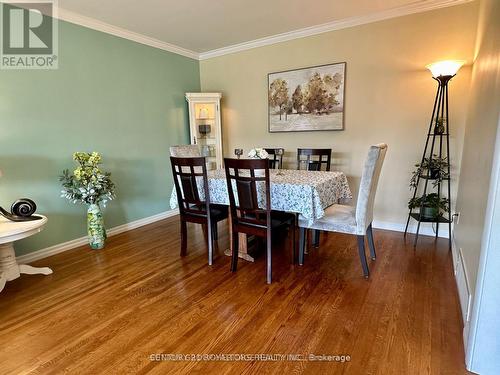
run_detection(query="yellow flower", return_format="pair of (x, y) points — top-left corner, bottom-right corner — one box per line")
(74, 168), (82, 180)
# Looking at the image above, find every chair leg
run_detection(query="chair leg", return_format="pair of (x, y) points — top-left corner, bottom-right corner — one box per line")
(367, 223), (376, 260)
(313, 230), (320, 248)
(291, 217), (297, 264)
(256, 237), (264, 252)
(356, 235), (370, 278)
(212, 222), (218, 240)
(266, 237), (272, 284)
(201, 224), (208, 242)
(299, 227), (306, 265)
(230, 229), (239, 272)
(180, 220), (187, 256)
(207, 224), (213, 267)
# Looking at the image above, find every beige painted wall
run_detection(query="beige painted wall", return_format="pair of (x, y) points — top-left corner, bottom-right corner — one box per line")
(200, 3), (478, 230)
(455, 0), (500, 295)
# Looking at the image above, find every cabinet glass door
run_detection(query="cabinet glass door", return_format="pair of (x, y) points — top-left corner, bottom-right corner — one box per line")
(193, 102), (218, 171)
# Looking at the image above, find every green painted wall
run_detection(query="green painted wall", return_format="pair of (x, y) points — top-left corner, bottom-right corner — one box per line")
(0, 21), (200, 256)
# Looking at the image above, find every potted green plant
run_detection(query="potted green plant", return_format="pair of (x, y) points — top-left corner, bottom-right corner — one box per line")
(60, 152), (116, 249)
(410, 155), (449, 188)
(408, 193), (449, 220)
(434, 117), (446, 134)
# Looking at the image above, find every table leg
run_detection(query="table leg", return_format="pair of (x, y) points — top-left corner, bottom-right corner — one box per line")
(0, 242), (53, 293)
(224, 211), (254, 262)
(19, 264), (53, 276)
(0, 242), (20, 281)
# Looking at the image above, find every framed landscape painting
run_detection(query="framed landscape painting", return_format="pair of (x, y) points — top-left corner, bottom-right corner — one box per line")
(268, 62), (346, 132)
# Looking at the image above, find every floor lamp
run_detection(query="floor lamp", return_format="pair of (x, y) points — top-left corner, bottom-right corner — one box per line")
(405, 60), (465, 249)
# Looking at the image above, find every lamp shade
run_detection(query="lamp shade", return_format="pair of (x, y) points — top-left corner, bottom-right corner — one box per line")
(426, 60), (465, 78)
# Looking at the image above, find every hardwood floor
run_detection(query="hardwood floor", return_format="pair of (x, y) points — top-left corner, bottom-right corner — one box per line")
(0, 216), (469, 374)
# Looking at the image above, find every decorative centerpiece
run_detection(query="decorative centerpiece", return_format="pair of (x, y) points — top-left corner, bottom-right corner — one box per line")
(248, 148), (269, 159)
(0, 198), (42, 222)
(248, 148), (269, 176)
(0, 170), (41, 222)
(60, 152), (116, 250)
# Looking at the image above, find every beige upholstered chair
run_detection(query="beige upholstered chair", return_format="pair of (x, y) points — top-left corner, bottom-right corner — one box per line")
(298, 143), (388, 278)
(169, 145), (201, 157)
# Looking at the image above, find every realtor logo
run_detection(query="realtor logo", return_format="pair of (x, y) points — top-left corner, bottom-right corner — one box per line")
(0, 0), (58, 69)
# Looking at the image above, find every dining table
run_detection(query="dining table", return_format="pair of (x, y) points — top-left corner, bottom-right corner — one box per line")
(170, 168), (352, 261)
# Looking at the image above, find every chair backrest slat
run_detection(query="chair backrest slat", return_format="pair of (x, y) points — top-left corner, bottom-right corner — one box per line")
(297, 148), (332, 171)
(355, 144), (388, 232)
(170, 156), (210, 218)
(264, 148), (284, 169)
(224, 158), (271, 230)
(180, 172), (200, 204)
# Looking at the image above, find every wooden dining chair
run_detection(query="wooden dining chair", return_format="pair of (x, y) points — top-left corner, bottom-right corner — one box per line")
(296, 148), (332, 247)
(298, 144), (388, 278)
(169, 145), (201, 157)
(264, 148), (284, 169)
(297, 148), (332, 171)
(170, 156), (228, 265)
(224, 158), (296, 284)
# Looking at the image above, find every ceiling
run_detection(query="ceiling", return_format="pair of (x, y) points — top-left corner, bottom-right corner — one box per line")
(58, 0), (468, 57)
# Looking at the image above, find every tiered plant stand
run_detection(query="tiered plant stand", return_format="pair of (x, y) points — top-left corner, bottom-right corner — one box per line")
(405, 74), (453, 250)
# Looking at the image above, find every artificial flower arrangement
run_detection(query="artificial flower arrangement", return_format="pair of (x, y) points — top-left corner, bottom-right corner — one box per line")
(248, 148), (269, 159)
(60, 152), (115, 249)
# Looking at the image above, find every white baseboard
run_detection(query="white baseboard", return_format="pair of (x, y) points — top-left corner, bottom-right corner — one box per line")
(16, 209), (179, 264)
(105, 209), (179, 237)
(17, 214), (447, 264)
(451, 236), (473, 349)
(373, 219), (450, 238)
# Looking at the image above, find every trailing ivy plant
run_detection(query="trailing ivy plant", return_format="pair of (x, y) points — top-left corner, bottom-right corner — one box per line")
(410, 154), (449, 189)
(408, 193), (449, 214)
(60, 152), (116, 206)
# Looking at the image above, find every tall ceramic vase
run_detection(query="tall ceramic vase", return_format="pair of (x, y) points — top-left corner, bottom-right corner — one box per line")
(87, 203), (107, 249)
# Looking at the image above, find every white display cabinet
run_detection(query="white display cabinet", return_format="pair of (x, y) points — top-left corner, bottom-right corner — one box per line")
(185, 93), (223, 170)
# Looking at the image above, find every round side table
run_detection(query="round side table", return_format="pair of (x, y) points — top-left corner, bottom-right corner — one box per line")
(0, 215), (52, 293)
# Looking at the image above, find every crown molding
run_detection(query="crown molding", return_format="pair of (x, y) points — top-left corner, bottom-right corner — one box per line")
(50, 0), (472, 61)
(57, 7), (200, 60)
(198, 0), (474, 60)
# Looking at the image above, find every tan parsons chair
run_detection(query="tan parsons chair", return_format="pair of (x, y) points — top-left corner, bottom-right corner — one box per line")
(169, 145), (201, 157)
(298, 144), (388, 278)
